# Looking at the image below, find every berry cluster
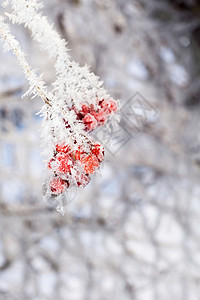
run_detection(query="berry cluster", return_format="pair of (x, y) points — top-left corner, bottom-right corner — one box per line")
(47, 98), (117, 196)
(49, 142), (104, 195)
(73, 99), (117, 131)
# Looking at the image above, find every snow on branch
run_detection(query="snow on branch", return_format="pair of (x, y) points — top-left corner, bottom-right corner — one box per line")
(0, 16), (50, 104)
(3, 0), (114, 109)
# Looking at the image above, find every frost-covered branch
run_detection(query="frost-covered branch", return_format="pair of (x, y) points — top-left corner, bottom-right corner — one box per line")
(3, 0), (114, 110)
(0, 16), (51, 105)
(0, 0), (118, 213)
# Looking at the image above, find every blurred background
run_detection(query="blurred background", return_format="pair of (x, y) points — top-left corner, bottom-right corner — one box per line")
(0, 0), (200, 299)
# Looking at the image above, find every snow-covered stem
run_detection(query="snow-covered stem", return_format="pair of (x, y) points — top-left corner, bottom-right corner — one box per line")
(3, 0), (70, 65)
(3, 0), (114, 110)
(0, 16), (51, 105)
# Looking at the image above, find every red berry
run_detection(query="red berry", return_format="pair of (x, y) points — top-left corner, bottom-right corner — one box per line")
(48, 158), (54, 169)
(109, 100), (117, 112)
(76, 173), (90, 187)
(91, 143), (104, 162)
(73, 104), (90, 121)
(93, 109), (107, 125)
(83, 113), (97, 131)
(101, 99), (117, 113)
(57, 153), (71, 173)
(50, 178), (67, 195)
(49, 153), (72, 174)
(89, 104), (96, 114)
(81, 104), (89, 115)
(71, 146), (84, 160)
(56, 144), (70, 153)
(80, 154), (99, 174)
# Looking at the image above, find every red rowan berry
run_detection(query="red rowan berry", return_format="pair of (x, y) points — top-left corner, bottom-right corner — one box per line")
(50, 178), (67, 195)
(56, 153), (72, 173)
(101, 99), (117, 113)
(80, 154), (99, 174)
(76, 173), (90, 187)
(56, 144), (70, 153)
(71, 146), (84, 160)
(91, 143), (104, 162)
(81, 104), (89, 115)
(48, 158), (54, 169)
(83, 113), (98, 131)
(93, 110), (107, 125)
